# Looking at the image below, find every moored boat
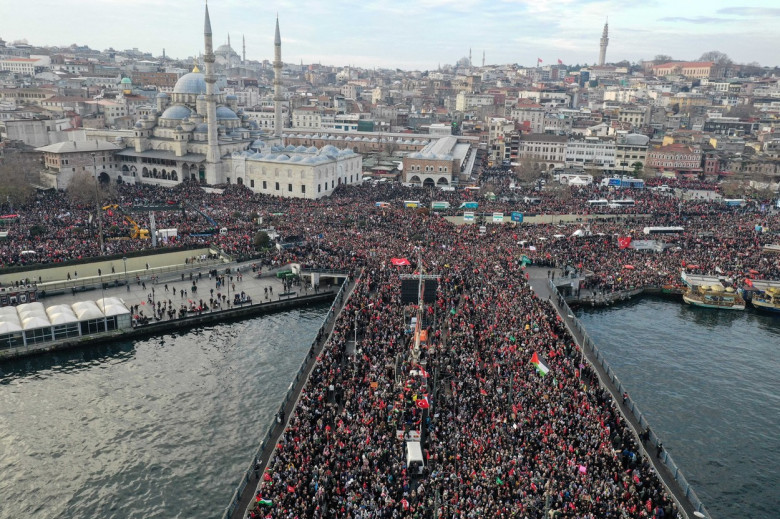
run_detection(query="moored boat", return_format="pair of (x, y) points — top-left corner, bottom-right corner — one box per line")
(751, 287), (780, 314)
(682, 284), (746, 310)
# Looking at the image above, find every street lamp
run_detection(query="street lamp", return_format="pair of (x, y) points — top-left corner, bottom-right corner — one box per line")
(123, 256), (128, 292)
(91, 152), (105, 254)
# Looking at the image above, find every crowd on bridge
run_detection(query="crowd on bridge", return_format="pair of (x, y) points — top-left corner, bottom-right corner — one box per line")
(2, 169), (778, 517)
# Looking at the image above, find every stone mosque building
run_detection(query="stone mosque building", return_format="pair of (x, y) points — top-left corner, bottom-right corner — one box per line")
(114, 5), (360, 199)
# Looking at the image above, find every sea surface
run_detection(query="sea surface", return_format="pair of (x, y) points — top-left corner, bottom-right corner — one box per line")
(577, 297), (780, 519)
(0, 305), (328, 519)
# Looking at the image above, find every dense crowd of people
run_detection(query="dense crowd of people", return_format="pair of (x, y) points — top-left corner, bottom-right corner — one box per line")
(1, 173), (777, 517)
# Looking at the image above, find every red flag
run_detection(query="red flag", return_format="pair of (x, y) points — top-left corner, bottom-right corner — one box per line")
(537, 58), (543, 63)
(416, 395), (430, 409)
(391, 257), (411, 266)
(617, 237), (632, 249)
(419, 367), (430, 378)
(557, 58), (563, 65)
(263, 472), (272, 481)
(401, 498), (409, 510)
(287, 485), (296, 493)
(479, 388), (488, 396)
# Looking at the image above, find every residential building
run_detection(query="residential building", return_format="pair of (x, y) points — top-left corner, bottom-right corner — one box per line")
(518, 133), (567, 169)
(565, 137), (616, 171)
(646, 144), (703, 173)
(36, 139), (122, 189)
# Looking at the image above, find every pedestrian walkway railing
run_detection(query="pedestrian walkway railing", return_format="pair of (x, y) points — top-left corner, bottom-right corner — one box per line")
(220, 272), (355, 519)
(37, 259), (223, 296)
(548, 280), (711, 519)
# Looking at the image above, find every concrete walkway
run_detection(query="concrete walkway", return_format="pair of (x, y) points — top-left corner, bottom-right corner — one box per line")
(526, 266), (706, 519)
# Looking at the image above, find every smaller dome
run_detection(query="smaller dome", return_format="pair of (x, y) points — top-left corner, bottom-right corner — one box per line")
(319, 145), (340, 157)
(295, 145), (308, 152)
(120, 77), (132, 84)
(156, 92), (169, 98)
(134, 121), (143, 128)
(194, 123), (208, 133)
(307, 146), (317, 153)
(251, 139), (266, 149)
(216, 106), (238, 120)
(161, 105), (192, 120)
(226, 94), (237, 100)
(175, 125), (183, 131)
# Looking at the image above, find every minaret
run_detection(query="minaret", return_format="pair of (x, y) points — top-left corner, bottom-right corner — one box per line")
(227, 33), (232, 68)
(482, 50), (485, 68)
(469, 48), (472, 67)
(242, 34), (246, 65)
(204, 3), (220, 166)
(598, 20), (609, 66)
(273, 16), (283, 139)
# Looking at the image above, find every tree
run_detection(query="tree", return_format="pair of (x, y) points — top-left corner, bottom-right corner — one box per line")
(0, 152), (41, 207)
(67, 171), (115, 205)
(653, 55), (673, 63)
(513, 157), (541, 183)
(698, 51), (732, 67)
(253, 230), (270, 250)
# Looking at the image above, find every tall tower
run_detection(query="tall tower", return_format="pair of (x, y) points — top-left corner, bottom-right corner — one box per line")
(204, 3), (220, 166)
(469, 48), (472, 67)
(273, 16), (284, 139)
(227, 33), (232, 69)
(242, 34), (246, 65)
(482, 50), (485, 68)
(598, 20), (609, 66)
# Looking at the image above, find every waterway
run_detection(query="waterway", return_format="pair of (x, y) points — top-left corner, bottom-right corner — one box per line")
(0, 305), (328, 519)
(577, 297), (780, 519)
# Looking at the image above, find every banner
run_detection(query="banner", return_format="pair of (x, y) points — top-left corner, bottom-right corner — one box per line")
(463, 212), (475, 222)
(492, 212), (504, 223)
(511, 212), (523, 223)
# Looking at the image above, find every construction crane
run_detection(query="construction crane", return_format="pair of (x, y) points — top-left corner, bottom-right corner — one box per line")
(103, 204), (150, 240)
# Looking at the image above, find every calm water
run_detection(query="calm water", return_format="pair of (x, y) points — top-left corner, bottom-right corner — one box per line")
(577, 297), (780, 519)
(0, 306), (328, 519)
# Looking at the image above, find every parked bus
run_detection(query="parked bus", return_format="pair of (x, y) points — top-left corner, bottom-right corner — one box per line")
(375, 202), (391, 208)
(609, 199), (635, 208)
(459, 201), (479, 209)
(723, 199), (746, 207)
(431, 201), (451, 211)
(587, 199), (609, 206)
(643, 226), (684, 235)
(403, 200), (422, 209)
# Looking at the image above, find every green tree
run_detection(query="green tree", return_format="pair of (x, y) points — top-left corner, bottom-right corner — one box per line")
(253, 230), (270, 250)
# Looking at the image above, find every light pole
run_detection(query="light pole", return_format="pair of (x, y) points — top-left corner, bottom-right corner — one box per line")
(123, 256), (128, 292)
(91, 152), (105, 254)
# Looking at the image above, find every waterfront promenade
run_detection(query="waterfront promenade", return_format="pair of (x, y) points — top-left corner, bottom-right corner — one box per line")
(526, 266), (710, 519)
(0, 254), (341, 360)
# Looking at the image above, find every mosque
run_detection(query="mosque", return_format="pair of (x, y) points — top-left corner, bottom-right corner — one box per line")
(116, 5), (360, 199)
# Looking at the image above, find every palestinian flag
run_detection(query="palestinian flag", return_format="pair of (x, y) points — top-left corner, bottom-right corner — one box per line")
(531, 352), (550, 376)
(256, 497), (273, 506)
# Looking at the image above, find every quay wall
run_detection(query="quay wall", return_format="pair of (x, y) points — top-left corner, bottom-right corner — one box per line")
(0, 292), (336, 361)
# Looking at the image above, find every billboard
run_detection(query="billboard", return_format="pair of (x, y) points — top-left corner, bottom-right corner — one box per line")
(511, 212), (523, 223)
(463, 212), (475, 222)
(492, 212), (504, 223)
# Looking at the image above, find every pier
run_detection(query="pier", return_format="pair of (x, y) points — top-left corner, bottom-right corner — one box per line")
(527, 266), (711, 519)
(0, 258), (341, 360)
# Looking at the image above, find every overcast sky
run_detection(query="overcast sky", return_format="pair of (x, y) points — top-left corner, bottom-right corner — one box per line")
(2, 0), (779, 70)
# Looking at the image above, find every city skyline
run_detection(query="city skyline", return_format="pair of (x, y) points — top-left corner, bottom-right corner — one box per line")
(1, 0), (779, 69)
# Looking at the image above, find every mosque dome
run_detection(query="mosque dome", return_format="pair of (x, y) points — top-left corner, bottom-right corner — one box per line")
(319, 145), (340, 157)
(120, 77), (132, 85)
(173, 71), (215, 95)
(194, 123), (208, 133)
(161, 105), (192, 120)
(216, 106), (239, 120)
(156, 92), (169, 99)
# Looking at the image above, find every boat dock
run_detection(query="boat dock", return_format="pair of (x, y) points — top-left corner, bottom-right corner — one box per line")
(0, 259), (340, 361)
(527, 266), (711, 519)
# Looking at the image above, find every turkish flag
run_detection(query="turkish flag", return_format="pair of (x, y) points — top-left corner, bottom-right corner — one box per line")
(391, 257), (411, 266)
(416, 396), (430, 409)
(617, 237), (632, 249)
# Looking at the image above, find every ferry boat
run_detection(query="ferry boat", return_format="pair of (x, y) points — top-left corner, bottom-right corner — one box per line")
(751, 287), (780, 314)
(682, 284), (746, 311)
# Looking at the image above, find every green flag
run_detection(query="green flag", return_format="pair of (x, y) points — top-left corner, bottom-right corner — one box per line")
(496, 476), (504, 485)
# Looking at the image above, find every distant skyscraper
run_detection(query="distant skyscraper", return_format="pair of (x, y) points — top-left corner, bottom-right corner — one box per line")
(598, 20), (609, 66)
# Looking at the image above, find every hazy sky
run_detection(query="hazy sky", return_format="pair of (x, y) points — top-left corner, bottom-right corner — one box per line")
(1, 0), (779, 70)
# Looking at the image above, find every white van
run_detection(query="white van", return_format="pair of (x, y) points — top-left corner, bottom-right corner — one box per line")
(406, 441), (424, 474)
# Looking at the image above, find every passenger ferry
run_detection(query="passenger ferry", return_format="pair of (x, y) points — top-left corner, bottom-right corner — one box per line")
(751, 287), (780, 314)
(682, 284), (746, 311)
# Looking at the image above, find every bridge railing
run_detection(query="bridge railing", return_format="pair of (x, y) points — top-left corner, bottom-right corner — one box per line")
(548, 280), (711, 519)
(220, 274), (353, 519)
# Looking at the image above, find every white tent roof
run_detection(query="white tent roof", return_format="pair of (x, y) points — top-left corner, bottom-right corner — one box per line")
(72, 301), (105, 320)
(48, 312), (81, 325)
(22, 316), (52, 330)
(0, 321), (22, 333)
(17, 302), (45, 313)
